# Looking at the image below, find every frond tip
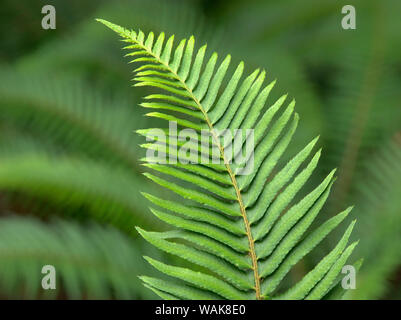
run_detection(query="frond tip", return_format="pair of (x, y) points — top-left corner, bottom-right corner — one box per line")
(97, 18), (360, 300)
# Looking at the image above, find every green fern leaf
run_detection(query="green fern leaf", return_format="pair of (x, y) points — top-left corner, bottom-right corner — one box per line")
(98, 19), (359, 300)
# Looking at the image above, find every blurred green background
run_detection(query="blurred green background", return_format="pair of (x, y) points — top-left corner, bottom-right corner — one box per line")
(0, 0), (400, 299)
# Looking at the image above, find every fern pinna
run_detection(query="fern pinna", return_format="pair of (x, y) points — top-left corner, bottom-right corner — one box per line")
(97, 19), (359, 300)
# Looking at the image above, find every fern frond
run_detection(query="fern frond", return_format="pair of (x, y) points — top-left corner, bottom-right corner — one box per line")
(0, 216), (150, 299)
(98, 19), (359, 300)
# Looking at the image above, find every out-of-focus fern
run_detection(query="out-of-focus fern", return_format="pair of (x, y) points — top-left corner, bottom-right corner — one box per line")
(0, 69), (144, 169)
(349, 139), (401, 299)
(0, 151), (156, 232)
(99, 19), (359, 300)
(322, 2), (401, 213)
(0, 69), (165, 231)
(0, 215), (153, 299)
